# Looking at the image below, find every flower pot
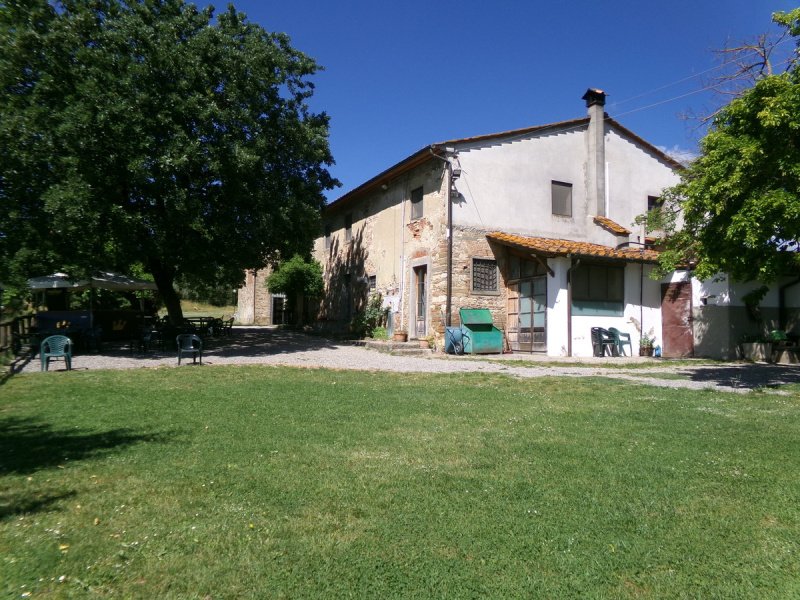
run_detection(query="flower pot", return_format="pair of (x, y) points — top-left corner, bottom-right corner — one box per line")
(392, 331), (408, 342)
(419, 340), (430, 349)
(639, 345), (653, 357)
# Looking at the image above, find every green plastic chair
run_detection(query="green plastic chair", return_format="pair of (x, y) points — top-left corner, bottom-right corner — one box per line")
(176, 334), (203, 365)
(608, 327), (633, 356)
(40, 335), (73, 371)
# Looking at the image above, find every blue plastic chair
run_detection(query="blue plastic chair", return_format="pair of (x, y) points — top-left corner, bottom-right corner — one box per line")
(40, 335), (73, 371)
(176, 334), (203, 365)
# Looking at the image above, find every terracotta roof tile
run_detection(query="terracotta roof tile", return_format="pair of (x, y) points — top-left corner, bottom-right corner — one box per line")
(486, 232), (659, 263)
(593, 215), (631, 235)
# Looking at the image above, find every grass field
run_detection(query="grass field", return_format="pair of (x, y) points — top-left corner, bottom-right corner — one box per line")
(2, 366), (799, 598)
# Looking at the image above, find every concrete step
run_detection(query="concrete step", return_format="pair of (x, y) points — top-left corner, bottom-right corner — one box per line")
(363, 339), (433, 356)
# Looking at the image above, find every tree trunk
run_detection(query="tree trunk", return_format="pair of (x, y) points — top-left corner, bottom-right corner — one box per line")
(149, 260), (183, 325)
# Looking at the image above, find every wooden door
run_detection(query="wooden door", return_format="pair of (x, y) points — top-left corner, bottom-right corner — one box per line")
(661, 282), (694, 358)
(506, 276), (546, 352)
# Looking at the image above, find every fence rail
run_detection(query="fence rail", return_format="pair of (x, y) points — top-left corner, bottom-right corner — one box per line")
(0, 314), (36, 355)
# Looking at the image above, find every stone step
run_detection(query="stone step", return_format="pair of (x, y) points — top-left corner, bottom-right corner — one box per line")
(363, 340), (433, 356)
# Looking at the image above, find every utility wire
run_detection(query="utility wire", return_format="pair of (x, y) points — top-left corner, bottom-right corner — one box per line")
(611, 36), (795, 108)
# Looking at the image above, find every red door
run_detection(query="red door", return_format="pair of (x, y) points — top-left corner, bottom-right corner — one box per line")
(660, 282), (694, 358)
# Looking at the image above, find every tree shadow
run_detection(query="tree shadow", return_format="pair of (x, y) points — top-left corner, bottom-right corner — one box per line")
(318, 226), (369, 330)
(0, 416), (171, 520)
(678, 363), (800, 390)
(0, 416), (169, 477)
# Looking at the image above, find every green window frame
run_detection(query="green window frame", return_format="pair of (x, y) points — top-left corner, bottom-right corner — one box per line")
(571, 263), (624, 316)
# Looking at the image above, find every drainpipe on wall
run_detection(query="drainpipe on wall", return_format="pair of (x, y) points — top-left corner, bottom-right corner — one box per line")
(429, 146), (456, 327)
(779, 277), (800, 331)
(567, 257), (580, 357)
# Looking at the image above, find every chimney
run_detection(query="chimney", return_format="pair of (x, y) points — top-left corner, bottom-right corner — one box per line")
(582, 88), (607, 217)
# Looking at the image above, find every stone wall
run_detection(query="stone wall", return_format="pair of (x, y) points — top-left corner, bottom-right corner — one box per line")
(236, 268), (274, 325)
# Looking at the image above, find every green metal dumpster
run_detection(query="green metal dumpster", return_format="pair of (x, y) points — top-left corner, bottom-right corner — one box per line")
(459, 308), (503, 354)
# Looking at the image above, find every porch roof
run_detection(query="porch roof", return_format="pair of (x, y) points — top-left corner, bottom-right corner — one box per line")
(592, 215), (631, 235)
(486, 232), (660, 263)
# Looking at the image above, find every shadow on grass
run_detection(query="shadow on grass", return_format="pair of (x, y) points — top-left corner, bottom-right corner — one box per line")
(96, 327), (342, 361)
(0, 416), (171, 520)
(0, 489), (77, 521)
(680, 363), (800, 390)
(0, 416), (169, 476)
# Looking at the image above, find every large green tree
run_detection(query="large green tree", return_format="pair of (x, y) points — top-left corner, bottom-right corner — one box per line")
(652, 9), (800, 283)
(0, 0), (336, 322)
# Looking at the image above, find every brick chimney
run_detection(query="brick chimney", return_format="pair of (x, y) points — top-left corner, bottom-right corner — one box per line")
(582, 88), (607, 217)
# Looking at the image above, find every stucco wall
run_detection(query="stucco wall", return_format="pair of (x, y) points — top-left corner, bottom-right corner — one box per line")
(450, 124), (680, 248)
(692, 275), (800, 359)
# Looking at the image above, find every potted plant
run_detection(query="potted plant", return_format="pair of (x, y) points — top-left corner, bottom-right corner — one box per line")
(419, 334), (435, 349)
(639, 332), (654, 357)
(392, 330), (408, 342)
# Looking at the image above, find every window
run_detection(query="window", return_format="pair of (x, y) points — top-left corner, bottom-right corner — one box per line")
(471, 258), (499, 294)
(571, 263), (624, 316)
(344, 213), (352, 243)
(647, 195), (662, 213)
(552, 181), (572, 217)
(410, 186), (423, 220)
(324, 224), (332, 249)
(368, 275), (376, 291)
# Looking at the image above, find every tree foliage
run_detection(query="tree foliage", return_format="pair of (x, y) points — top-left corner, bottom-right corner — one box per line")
(0, 0), (336, 321)
(265, 254), (323, 301)
(651, 9), (800, 283)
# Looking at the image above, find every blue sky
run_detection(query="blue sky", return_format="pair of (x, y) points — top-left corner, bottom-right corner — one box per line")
(206, 1), (797, 201)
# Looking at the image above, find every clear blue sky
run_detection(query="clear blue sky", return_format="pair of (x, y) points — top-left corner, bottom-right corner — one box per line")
(204, 1), (797, 201)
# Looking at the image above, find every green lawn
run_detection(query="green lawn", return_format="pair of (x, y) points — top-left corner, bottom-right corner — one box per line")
(2, 367), (799, 598)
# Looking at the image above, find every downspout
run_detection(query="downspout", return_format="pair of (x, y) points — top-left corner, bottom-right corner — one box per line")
(567, 257), (580, 357)
(429, 146), (455, 327)
(779, 277), (800, 331)
(446, 160), (453, 327)
(252, 270), (257, 325)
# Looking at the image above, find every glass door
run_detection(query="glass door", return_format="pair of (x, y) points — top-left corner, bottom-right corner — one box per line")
(414, 266), (427, 337)
(507, 275), (546, 352)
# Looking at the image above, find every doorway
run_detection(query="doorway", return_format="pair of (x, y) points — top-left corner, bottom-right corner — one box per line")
(661, 282), (694, 358)
(507, 275), (546, 352)
(413, 265), (427, 337)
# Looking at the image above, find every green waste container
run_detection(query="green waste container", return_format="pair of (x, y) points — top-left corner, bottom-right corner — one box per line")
(459, 308), (503, 354)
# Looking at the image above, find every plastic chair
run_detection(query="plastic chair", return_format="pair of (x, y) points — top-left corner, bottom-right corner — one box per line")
(40, 335), (73, 371)
(221, 317), (234, 336)
(608, 327), (633, 356)
(590, 327), (617, 357)
(176, 334), (203, 365)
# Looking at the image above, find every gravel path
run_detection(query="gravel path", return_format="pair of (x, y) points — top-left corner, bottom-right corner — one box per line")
(13, 327), (800, 394)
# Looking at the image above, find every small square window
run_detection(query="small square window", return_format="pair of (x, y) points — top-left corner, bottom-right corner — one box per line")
(552, 181), (572, 217)
(344, 213), (352, 242)
(368, 275), (376, 291)
(647, 195), (662, 212)
(324, 224), (332, 249)
(472, 258), (499, 294)
(410, 186), (423, 220)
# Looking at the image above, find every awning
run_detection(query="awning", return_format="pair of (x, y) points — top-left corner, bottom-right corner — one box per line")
(27, 272), (157, 291)
(486, 232), (660, 263)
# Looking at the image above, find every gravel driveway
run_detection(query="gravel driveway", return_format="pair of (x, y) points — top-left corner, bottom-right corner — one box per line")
(13, 326), (800, 394)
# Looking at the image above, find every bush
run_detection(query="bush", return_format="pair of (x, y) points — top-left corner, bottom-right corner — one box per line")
(351, 293), (388, 338)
